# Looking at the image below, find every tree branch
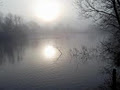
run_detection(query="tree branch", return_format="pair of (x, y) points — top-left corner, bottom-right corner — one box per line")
(112, 0), (120, 27)
(85, 0), (116, 18)
(117, 0), (120, 6)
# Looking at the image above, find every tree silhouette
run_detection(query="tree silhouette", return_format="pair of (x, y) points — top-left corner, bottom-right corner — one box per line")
(76, 0), (120, 66)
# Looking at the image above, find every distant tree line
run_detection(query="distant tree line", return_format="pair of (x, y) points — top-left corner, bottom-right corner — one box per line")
(0, 13), (29, 41)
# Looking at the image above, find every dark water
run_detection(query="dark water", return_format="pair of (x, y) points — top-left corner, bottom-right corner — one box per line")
(0, 32), (108, 90)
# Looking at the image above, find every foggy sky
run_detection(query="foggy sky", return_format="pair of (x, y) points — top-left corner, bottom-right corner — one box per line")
(0, 0), (90, 31)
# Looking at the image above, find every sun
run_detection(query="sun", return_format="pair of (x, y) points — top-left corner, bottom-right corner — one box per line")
(35, 1), (61, 22)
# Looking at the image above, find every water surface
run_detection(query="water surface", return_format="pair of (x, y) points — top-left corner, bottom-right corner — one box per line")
(0, 32), (107, 89)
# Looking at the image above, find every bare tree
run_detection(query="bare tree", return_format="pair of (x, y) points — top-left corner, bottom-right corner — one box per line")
(76, 1), (120, 89)
(76, 0), (120, 66)
(76, 0), (120, 32)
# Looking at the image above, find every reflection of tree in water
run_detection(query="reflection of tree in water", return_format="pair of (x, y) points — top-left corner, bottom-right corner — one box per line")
(69, 46), (100, 63)
(69, 46), (101, 70)
(69, 45), (120, 89)
(0, 39), (27, 65)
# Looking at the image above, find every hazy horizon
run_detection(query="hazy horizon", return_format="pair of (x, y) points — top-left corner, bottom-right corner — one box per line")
(0, 0), (92, 32)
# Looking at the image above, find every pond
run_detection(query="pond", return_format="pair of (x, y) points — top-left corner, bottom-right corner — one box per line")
(0, 32), (108, 89)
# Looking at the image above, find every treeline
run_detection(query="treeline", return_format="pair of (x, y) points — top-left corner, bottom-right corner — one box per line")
(0, 13), (29, 41)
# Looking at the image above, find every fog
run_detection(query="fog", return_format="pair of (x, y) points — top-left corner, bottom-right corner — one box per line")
(0, 0), (118, 90)
(0, 0), (91, 32)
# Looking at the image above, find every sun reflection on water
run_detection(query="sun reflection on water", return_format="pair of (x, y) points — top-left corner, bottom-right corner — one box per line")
(44, 45), (57, 58)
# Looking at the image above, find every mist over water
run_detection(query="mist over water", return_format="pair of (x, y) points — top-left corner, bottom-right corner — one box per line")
(0, 31), (108, 89)
(0, 0), (116, 89)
